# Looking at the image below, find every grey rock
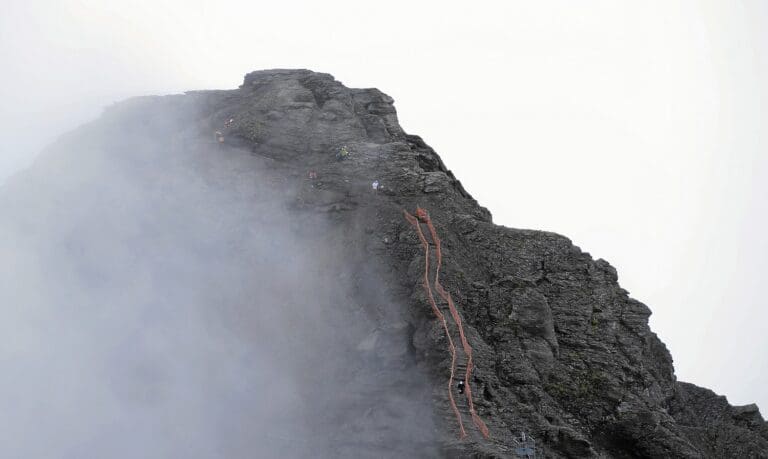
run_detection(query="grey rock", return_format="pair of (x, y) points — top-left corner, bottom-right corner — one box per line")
(5, 68), (766, 458)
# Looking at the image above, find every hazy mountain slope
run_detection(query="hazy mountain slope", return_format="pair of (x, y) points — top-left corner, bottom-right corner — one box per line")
(1, 69), (765, 458)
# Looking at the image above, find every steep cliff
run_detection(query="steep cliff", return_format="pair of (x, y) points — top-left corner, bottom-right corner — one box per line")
(2, 69), (765, 458)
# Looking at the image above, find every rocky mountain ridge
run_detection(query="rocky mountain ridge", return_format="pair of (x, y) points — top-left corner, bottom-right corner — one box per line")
(5, 68), (766, 458)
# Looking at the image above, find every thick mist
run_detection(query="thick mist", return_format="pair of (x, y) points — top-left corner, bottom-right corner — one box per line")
(3, 1), (766, 412)
(0, 96), (438, 458)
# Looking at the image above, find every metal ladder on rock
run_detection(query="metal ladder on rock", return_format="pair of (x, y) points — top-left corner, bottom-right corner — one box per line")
(404, 208), (489, 440)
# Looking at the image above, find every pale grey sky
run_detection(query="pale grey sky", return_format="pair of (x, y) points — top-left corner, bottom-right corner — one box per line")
(1, 0), (766, 411)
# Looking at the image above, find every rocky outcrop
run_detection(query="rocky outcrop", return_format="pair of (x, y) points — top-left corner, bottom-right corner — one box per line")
(6, 69), (766, 457)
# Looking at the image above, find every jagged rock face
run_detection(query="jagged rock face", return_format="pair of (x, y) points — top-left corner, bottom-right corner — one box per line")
(3, 69), (767, 458)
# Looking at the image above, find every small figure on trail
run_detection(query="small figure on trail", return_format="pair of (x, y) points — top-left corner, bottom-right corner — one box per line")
(514, 431), (535, 458)
(308, 170), (318, 180)
(336, 145), (350, 161)
(372, 180), (379, 191)
(457, 380), (466, 394)
(215, 130), (225, 143)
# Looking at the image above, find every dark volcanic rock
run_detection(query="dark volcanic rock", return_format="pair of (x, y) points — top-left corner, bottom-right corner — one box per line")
(5, 69), (767, 458)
